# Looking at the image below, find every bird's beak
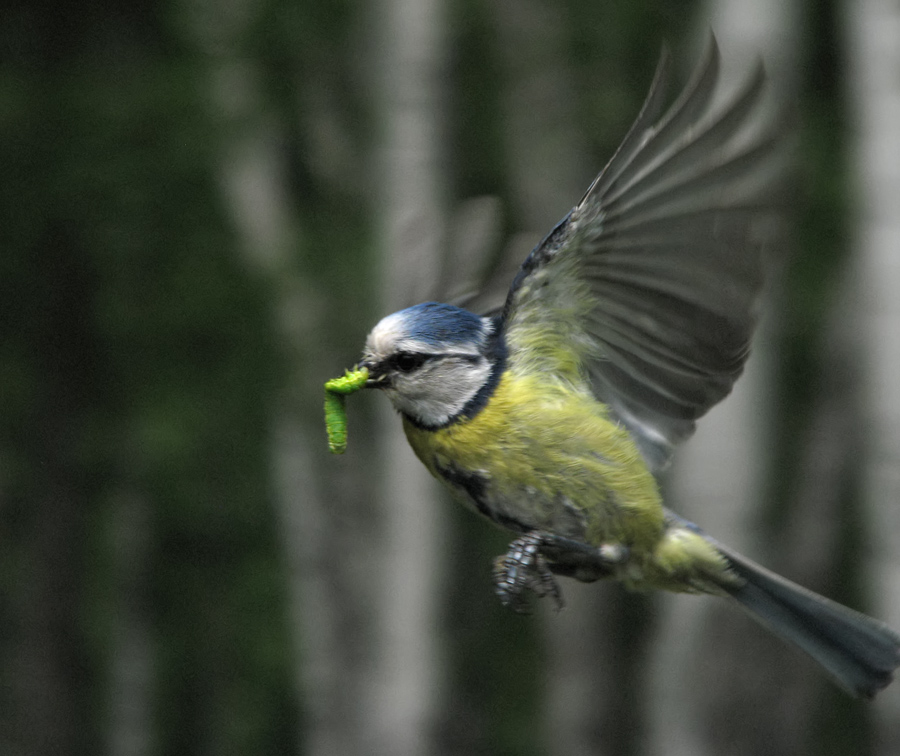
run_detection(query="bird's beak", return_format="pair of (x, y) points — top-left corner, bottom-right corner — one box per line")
(360, 361), (390, 389)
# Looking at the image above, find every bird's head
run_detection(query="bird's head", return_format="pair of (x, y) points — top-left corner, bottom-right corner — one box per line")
(362, 302), (500, 427)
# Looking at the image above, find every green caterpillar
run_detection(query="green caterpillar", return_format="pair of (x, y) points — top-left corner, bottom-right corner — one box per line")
(323, 366), (369, 454)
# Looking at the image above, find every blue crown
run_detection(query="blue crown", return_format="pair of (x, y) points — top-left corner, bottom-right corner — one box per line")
(396, 302), (485, 347)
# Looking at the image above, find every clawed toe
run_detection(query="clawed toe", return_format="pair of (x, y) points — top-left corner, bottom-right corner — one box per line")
(493, 533), (563, 612)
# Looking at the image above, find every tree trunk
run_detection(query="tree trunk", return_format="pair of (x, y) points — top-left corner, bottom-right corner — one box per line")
(199, 48), (375, 755)
(366, 0), (449, 753)
(105, 491), (156, 756)
(843, 0), (900, 751)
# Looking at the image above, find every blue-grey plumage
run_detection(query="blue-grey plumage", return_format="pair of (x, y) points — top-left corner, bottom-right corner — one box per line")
(358, 38), (900, 697)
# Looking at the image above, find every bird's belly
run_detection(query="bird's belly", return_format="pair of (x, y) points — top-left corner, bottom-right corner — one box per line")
(401, 386), (665, 551)
(428, 456), (593, 539)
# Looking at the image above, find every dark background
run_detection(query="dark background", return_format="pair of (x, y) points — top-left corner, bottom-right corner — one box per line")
(3, 0), (899, 754)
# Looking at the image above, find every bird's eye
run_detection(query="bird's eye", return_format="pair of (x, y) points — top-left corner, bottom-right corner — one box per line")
(393, 352), (427, 373)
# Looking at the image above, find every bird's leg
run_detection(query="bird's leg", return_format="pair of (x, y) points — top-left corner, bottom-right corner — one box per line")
(493, 531), (630, 612)
(493, 533), (562, 613)
(541, 534), (630, 583)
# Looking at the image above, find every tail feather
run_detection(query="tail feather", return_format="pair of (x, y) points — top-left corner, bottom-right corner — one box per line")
(719, 546), (900, 698)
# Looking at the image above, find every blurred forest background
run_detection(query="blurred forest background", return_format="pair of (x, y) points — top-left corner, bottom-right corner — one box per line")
(3, 0), (900, 754)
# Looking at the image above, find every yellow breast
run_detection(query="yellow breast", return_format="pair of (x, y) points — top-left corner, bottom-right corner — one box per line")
(403, 369), (665, 551)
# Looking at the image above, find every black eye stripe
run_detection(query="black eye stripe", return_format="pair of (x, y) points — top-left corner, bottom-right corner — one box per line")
(388, 351), (481, 374)
(390, 352), (431, 373)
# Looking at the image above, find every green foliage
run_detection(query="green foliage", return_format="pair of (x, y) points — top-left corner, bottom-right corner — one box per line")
(0, 13), (295, 756)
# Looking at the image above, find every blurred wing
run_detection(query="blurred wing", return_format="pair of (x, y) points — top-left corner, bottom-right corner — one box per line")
(435, 196), (505, 309)
(501, 37), (788, 469)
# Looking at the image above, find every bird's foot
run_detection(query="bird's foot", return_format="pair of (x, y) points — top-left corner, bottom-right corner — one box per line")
(493, 533), (562, 613)
(493, 532), (631, 612)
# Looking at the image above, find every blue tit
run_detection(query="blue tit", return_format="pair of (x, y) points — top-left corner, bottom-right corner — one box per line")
(359, 40), (900, 697)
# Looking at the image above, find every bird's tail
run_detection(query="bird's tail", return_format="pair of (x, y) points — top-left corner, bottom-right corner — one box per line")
(716, 543), (900, 698)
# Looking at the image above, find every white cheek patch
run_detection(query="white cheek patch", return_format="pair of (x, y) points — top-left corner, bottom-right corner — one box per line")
(392, 357), (493, 426)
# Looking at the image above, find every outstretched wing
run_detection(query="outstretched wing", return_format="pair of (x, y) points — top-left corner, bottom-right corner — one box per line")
(500, 38), (788, 469)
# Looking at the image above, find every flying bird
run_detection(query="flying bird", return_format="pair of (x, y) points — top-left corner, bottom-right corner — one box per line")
(354, 39), (900, 697)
